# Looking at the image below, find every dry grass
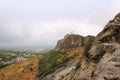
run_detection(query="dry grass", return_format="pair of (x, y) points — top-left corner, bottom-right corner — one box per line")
(66, 46), (84, 61)
(0, 56), (41, 80)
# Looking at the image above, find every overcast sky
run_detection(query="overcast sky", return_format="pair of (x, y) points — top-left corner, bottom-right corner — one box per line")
(0, 0), (120, 50)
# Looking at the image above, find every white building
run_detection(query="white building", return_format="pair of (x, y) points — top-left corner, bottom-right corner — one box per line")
(15, 57), (27, 63)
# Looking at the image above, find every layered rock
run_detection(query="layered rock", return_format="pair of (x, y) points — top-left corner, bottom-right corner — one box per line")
(55, 34), (95, 51)
(96, 13), (120, 43)
(59, 43), (120, 80)
(55, 34), (84, 50)
(91, 43), (120, 80)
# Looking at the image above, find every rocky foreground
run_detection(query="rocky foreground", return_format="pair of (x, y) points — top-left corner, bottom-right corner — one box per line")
(40, 13), (120, 80)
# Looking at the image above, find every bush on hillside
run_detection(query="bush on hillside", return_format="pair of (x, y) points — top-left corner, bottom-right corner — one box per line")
(39, 50), (67, 75)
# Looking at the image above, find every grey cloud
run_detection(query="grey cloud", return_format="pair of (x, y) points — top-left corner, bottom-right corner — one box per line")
(0, 0), (120, 49)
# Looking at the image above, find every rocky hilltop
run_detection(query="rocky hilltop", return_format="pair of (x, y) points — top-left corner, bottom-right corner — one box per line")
(55, 34), (95, 51)
(41, 13), (120, 80)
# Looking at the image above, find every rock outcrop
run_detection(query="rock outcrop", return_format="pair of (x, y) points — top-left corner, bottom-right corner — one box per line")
(96, 13), (120, 43)
(91, 43), (120, 80)
(40, 13), (120, 80)
(54, 43), (120, 80)
(55, 34), (84, 50)
(55, 34), (95, 51)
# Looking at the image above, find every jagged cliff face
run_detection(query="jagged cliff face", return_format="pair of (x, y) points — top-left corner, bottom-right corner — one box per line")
(97, 13), (120, 43)
(41, 13), (120, 80)
(55, 34), (95, 51)
(55, 34), (84, 50)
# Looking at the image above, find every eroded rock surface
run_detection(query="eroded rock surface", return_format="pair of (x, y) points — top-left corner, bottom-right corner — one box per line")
(92, 44), (120, 80)
(97, 13), (120, 43)
(55, 34), (95, 51)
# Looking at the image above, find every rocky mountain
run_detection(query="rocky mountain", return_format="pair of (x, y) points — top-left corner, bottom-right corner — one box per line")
(40, 13), (120, 80)
(55, 34), (95, 52)
(55, 34), (84, 50)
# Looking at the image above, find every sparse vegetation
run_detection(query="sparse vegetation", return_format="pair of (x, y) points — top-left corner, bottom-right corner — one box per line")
(39, 50), (67, 75)
(39, 47), (84, 77)
(0, 56), (41, 80)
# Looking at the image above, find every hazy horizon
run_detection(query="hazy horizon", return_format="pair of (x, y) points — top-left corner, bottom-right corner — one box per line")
(0, 0), (120, 49)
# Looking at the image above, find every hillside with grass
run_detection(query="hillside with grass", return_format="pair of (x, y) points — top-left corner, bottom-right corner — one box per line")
(0, 56), (40, 80)
(38, 47), (84, 79)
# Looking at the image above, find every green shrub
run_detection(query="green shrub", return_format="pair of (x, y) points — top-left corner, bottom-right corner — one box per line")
(39, 50), (66, 75)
